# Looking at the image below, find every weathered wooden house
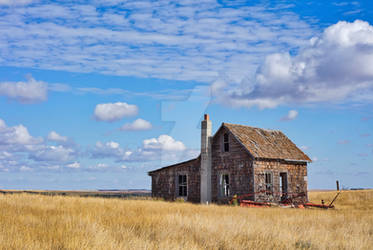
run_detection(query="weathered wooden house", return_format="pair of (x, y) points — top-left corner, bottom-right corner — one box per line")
(148, 115), (311, 204)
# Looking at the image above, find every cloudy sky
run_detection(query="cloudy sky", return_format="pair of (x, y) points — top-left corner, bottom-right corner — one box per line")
(0, 0), (372, 190)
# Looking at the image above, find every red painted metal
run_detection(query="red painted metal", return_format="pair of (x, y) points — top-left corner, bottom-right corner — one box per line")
(304, 202), (334, 209)
(230, 191), (341, 209)
(240, 200), (272, 207)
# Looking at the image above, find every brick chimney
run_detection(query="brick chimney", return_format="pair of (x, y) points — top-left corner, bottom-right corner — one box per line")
(200, 114), (212, 204)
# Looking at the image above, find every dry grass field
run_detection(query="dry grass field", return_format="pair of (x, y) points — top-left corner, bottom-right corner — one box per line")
(0, 190), (372, 250)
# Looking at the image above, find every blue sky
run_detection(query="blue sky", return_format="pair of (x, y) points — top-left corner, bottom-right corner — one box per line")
(0, 0), (372, 190)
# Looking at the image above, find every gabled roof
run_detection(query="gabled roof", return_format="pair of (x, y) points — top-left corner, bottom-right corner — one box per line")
(148, 122), (311, 174)
(222, 123), (311, 162)
(148, 156), (200, 175)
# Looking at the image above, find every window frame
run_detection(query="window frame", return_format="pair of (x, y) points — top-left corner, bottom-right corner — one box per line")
(279, 172), (288, 198)
(177, 174), (188, 197)
(219, 173), (230, 197)
(265, 172), (273, 195)
(223, 133), (229, 152)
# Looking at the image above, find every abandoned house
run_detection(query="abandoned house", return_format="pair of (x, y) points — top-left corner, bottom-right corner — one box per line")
(148, 114), (311, 204)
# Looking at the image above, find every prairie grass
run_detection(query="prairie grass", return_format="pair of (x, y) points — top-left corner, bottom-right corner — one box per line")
(0, 190), (372, 249)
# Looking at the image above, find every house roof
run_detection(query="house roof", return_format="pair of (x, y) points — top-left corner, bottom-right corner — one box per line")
(222, 123), (311, 162)
(148, 122), (311, 174)
(148, 157), (200, 175)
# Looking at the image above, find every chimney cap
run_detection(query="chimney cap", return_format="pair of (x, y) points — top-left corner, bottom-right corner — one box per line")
(204, 114), (209, 121)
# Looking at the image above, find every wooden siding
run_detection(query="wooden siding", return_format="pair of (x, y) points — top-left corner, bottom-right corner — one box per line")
(253, 159), (308, 204)
(149, 122), (309, 204)
(150, 158), (201, 203)
(211, 126), (255, 203)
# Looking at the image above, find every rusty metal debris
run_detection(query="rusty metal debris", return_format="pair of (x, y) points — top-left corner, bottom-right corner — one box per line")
(230, 191), (341, 209)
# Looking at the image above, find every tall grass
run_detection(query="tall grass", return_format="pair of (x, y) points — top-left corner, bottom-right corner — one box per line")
(0, 190), (372, 249)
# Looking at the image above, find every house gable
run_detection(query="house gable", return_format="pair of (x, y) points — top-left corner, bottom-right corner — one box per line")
(211, 125), (255, 202)
(222, 123), (311, 162)
(211, 123), (255, 160)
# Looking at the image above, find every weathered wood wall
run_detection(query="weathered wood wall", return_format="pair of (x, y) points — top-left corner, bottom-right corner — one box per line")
(150, 158), (200, 203)
(149, 124), (309, 204)
(253, 159), (308, 203)
(210, 126), (308, 204)
(211, 126), (255, 203)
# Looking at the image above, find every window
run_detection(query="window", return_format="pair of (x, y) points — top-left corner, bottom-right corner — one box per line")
(265, 172), (272, 195)
(280, 172), (288, 199)
(223, 133), (229, 152)
(178, 175), (187, 197)
(220, 174), (230, 196)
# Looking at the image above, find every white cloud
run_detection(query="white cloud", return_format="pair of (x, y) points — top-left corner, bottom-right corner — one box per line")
(77, 87), (193, 101)
(20, 165), (32, 171)
(0, 1), (315, 83)
(10, 125), (34, 144)
(45, 165), (60, 170)
(143, 134), (186, 151)
(0, 118), (81, 171)
(94, 102), (138, 122)
(212, 20), (373, 108)
(0, 151), (12, 160)
(106, 141), (119, 148)
(90, 141), (124, 159)
(124, 135), (196, 163)
(29, 145), (76, 162)
(120, 118), (152, 131)
(0, 120), (42, 146)
(0, 119), (6, 128)
(66, 161), (80, 168)
(48, 83), (71, 92)
(0, 77), (47, 103)
(0, 0), (36, 6)
(89, 134), (195, 164)
(281, 110), (298, 121)
(86, 163), (110, 171)
(47, 131), (68, 142)
(96, 163), (108, 168)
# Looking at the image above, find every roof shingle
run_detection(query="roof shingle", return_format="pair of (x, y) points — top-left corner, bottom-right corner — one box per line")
(223, 123), (311, 162)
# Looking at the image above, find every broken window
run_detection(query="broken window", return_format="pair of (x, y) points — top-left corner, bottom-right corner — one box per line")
(265, 172), (272, 195)
(220, 174), (230, 196)
(178, 175), (187, 197)
(280, 172), (288, 200)
(223, 133), (229, 152)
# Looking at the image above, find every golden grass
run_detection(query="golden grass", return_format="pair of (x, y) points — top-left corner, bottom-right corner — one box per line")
(0, 190), (372, 249)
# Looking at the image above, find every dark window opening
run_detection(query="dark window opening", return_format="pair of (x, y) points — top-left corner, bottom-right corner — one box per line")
(265, 172), (272, 195)
(223, 133), (229, 152)
(220, 174), (230, 196)
(178, 175), (187, 197)
(280, 172), (288, 201)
